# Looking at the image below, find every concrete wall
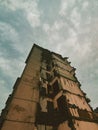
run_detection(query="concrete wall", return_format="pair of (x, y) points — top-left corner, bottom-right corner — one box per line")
(74, 120), (98, 130)
(58, 121), (71, 130)
(1, 46), (42, 130)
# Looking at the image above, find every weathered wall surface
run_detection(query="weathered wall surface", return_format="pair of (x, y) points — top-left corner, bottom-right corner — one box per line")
(58, 121), (71, 130)
(74, 120), (98, 130)
(1, 46), (42, 130)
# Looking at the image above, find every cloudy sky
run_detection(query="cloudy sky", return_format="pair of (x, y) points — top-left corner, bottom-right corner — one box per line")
(0, 0), (98, 112)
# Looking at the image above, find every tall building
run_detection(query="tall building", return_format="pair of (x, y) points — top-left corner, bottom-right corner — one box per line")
(0, 44), (98, 130)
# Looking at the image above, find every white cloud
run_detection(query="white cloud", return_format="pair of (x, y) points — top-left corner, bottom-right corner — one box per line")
(0, 23), (25, 78)
(43, 23), (50, 32)
(0, 21), (19, 43)
(43, 20), (67, 44)
(76, 42), (91, 58)
(0, 80), (10, 112)
(27, 12), (40, 27)
(0, 21), (34, 54)
(53, 21), (66, 30)
(0, 22), (25, 53)
(82, 1), (89, 10)
(59, 0), (68, 16)
(0, 56), (25, 79)
(43, 20), (66, 33)
(42, 18), (92, 63)
(66, 28), (77, 45)
(1, 0), (40, 28)
(23, 0), (40, 27)
(70, 7), (81, 29)
(59, 0), (76, 16)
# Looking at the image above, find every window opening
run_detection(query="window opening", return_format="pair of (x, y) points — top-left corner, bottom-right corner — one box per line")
(52, 80), (60, 96)
(57, 95), (67, 113)
(47, 101), (54, 113)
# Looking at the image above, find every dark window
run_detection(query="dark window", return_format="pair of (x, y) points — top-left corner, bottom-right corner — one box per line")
(47, 101), (54, 113)
(53, 70), (58, 77)
(48, 85), (53, 94)
(52, 80), (60, 95)
(46, 73), (53, 81)
(57, 95), (67, 113)
(47, 85), (53, 98)
(42, 50), (52, 64)
(40, 87), (46, 97)
(46, 65), (51, 71)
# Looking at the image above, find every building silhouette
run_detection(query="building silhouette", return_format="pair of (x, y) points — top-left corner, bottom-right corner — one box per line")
(0, 44), (98, 130)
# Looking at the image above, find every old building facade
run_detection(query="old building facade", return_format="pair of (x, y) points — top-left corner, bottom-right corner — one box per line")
(0, 44), (98, 130)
